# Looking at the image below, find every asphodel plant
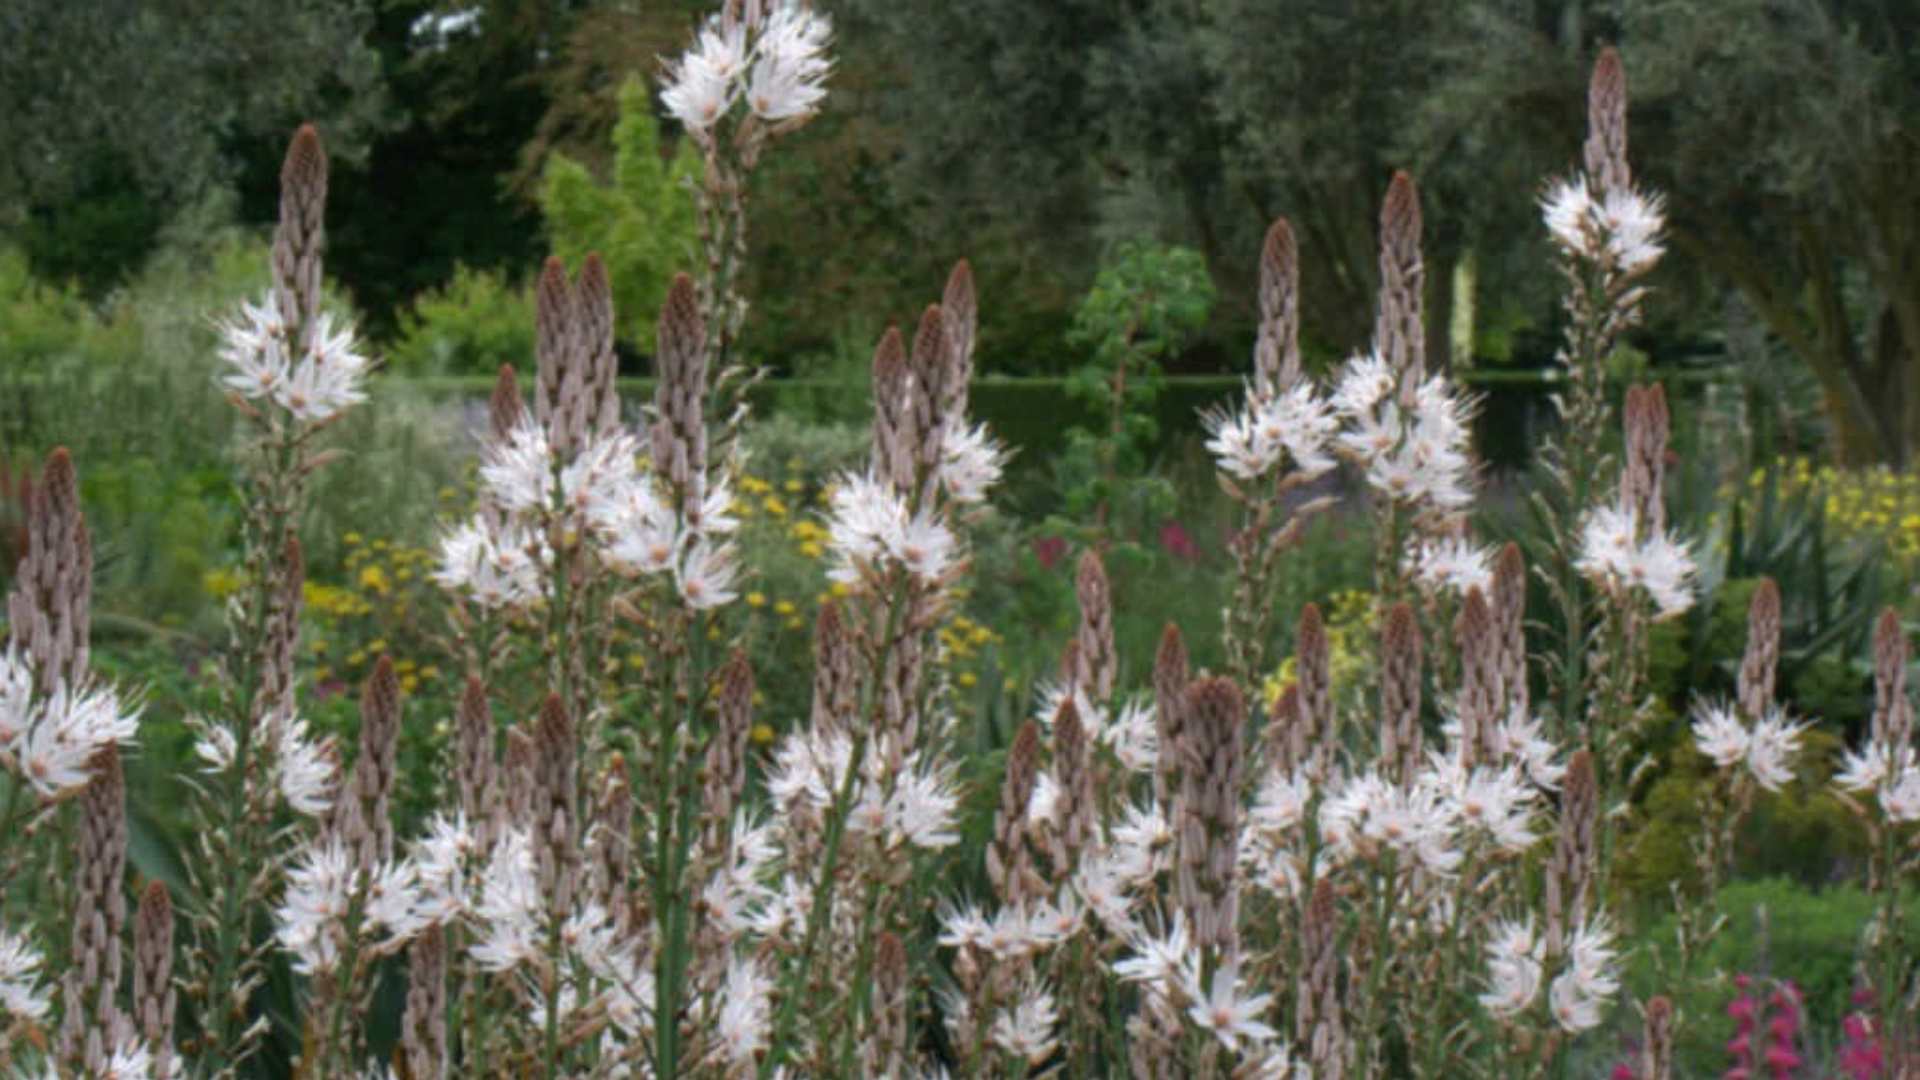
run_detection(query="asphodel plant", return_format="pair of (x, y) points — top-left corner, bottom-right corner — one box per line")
(5, 19), (1920, 1080)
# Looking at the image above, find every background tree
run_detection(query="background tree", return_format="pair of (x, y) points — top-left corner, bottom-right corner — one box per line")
(0, 0), (386, 293)
(1449, 0), (1920, 465)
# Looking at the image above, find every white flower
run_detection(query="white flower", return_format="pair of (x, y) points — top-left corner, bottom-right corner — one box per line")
(99, 1038), (155, 1080)
(1408, 535), (1494, 595)
(1331, 351), (1395, 417)
(1479, 918), (1542, 1019)
(14, 681), (141, 799)
(1187, 963), (1278, 1051)
(1690, 700), (1804, 792)
(271, 713), (338, 817)
(1744, 709), (1806, 792)
(276, 311), (370, 422)
(825, 472), (958, 586)
(1549, 915), (1619, 1033)
(364, 858), (425, 944)
(192, 725), (237, 772)
(481, 419), (555, 516)
(1599, 188), (1666, 273)
(1435, 759), (1538, 855)
(661, 20), (745, 133)
(0, 646), (31, 747)
(1690, 701), (1750, 770)
(989, 982), (1058, 1065)
(675, 538), (739, 610)
(717, 958), (774, 1066)
(276, 836), (355, 976)
(884, 768), (960, 849)
(1575, 501), (1696, 619)
(1493, 706), (1566, 790)
(219, 292), (292, 401)
(410, 813), (475, 925)
(1833, 742), (1911, 794)
(1205, 381), (1337, 481)
(745, 3), (833, 122)
(0, 927), (49, 1022)
(1541, 177), (1597, 259)
(1320, 769), (1462, 874)
(1542, 175), (1666, 275)
(434, 516), (547, 609)
(938, 421), (1007, 504)
(472, 830), (543, 971)
(936, 900), (990, 951)
(1882, 766), (1920, 824)
(1112, 913), (1198, 994)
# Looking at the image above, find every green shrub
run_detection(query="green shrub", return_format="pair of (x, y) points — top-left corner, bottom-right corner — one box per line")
(541, 76), (700, 354)
(387, 263), (536, 376)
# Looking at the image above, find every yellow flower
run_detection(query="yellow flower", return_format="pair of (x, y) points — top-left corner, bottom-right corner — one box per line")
(762, 496), (788, 517)
(785, 617), (805, 631)
(799, 541), (824, 559)
(344, 532), (363, 545)
(202, 568), (245, 599)
(401, 675), (419, 694)
(957, 671), (978, 688)
(421, 666), (441, 681)
(395, 659), (417, 674)
(368, 639), (388, 654)
(359, 564), (391, 596)
(751, 723), (776, 746)
(347, 650), (366, 667)
(830, 581), (851, 598)
(774, 599), (797, 616)
(747, 591), (767, 608)
(784, 478), (804, 493)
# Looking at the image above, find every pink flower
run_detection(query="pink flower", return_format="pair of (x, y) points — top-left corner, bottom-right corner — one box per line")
(1159, 520), (1199, 561)
(1032, 536), (1068, 570)
(1762, 1042), (1801, 1076)
(1610, 1063), (1636, 1080)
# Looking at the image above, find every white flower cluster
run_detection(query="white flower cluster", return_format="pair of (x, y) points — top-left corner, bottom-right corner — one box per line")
(823, 473), (958, 589)
(1480, 914), (1619, 1033)
(191, 709), (337, 817)
(0, 647), (139, 799)
(1833, 743), (1920, 823)
(1574, 502), (1697, 619)
(436, 418), (742, 612)
(1110, 917), (1301, 1068)
(1690, 700), (1807, 792)
(766, 728), (962, 855)
(937, 421), (1009, 505)
(1540, 177), (1666, 275)
(1203, 381), (1338, 482)
(1331, 353), (1475, 513)
(275, 815), (475, 977)
(0, 926), (49, 1024)
(1406, 535), (1494, 596)
(661, 2), (833, 136)
(219, 293), (371, 424)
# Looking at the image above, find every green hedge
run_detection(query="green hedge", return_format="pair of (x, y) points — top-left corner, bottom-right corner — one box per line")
(394, 367), (1736, 468)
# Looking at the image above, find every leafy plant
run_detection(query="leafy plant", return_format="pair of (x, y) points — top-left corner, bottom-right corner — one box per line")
(540, 76), (701, 355)
(1056, 241), (1213, 539)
